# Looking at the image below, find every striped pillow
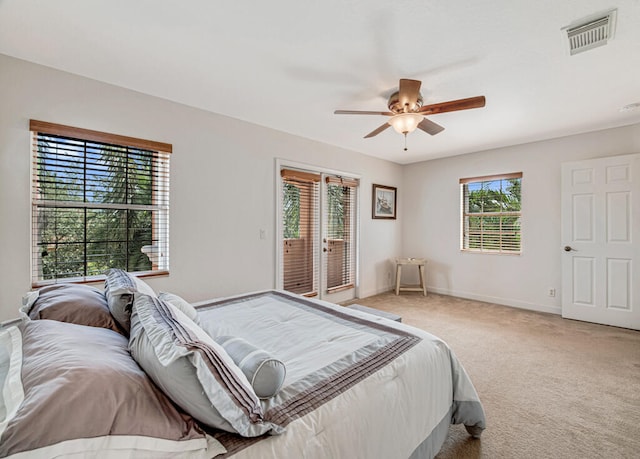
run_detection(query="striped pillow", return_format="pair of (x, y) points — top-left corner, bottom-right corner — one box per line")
(104, 269), (156, 333)
(128, 293), (284, 437)
(158, 292), (199, 323)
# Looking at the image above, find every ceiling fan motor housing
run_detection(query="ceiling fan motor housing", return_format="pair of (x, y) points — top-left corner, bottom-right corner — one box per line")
(388, 90), (423, 113)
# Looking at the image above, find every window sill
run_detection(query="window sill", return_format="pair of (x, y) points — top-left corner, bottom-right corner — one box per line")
(31, 270), (170, 289)
(460, 249), (521, 256)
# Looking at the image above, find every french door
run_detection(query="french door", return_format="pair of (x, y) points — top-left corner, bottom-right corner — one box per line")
(278, 165), (359, 304)
(561, 153), (640, 330)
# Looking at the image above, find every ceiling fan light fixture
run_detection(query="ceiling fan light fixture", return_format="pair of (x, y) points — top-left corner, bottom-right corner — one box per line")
(388, 113), (423, 134)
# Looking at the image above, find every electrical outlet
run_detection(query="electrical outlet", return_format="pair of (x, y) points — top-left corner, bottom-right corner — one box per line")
(548, 288), (556, 297)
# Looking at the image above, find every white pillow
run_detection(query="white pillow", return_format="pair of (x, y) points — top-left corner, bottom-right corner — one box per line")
(128, 294), (284, 437)
(158, 292), (199, 323)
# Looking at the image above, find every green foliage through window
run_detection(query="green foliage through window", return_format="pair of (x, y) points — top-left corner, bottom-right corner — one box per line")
(32, 130), (169, 282)
(326, 184), (348, 239)
(283, 183), (301, 239)
(462, 175), (522, 253)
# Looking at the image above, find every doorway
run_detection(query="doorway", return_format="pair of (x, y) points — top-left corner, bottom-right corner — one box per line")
(277, 164), (359, 304)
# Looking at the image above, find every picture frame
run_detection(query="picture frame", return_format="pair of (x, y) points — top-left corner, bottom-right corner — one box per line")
(372, 184), (397, 219)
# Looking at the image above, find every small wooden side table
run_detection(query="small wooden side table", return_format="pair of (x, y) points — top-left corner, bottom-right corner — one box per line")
(395, 258), (427, 296)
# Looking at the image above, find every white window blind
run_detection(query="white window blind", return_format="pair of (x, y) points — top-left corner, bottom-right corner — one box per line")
(325, 176), (358, 292)
(30, 120), (170, 286)
(460, 172), (522, 254)
(281, 169), (320, 296)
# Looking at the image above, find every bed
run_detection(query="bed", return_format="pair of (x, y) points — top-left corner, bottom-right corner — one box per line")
(0, 270), (485, 458)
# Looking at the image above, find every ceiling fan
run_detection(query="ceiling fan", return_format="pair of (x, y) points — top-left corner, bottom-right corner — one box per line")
(334, 78), (486, 149)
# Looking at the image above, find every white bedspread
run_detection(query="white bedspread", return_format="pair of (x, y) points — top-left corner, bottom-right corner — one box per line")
(195, 290), (485, 459)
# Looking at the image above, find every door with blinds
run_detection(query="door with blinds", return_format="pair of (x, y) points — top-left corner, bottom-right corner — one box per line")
(279, 167), (358, 303)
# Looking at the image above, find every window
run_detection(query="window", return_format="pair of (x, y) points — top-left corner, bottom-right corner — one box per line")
(460, 172), (522, 253)
(30, 120), (170, 286)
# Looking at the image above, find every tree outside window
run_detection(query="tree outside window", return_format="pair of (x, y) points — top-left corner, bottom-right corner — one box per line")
(31, 121), (170, 285)
(461, 174), (522, 253)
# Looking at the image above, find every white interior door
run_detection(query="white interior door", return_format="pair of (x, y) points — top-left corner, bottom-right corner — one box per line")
(561, 153), (640, 330)
(279, 165), (359, 303)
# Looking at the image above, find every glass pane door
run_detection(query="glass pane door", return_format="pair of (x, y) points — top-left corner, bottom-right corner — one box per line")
(279, 167), (359, 303)
(321, 174), (358, 303)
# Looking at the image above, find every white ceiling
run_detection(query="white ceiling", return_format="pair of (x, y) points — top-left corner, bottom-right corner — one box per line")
(1, 0), (639, 164)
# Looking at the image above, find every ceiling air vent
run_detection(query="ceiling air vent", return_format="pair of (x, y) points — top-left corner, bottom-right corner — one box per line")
(564, 10), (616, 55)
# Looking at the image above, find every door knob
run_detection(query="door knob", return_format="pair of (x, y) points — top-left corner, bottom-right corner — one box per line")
(564, 246), (573, 252)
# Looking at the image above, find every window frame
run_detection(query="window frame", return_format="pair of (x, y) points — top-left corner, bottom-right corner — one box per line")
(460, 172), (522, 254)
(30, 120), (171, 286)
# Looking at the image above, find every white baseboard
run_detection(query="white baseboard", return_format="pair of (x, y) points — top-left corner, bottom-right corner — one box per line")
(359, 285), (562, 316)
(360, 285), (395, 299)
(426, 286), (562, 315)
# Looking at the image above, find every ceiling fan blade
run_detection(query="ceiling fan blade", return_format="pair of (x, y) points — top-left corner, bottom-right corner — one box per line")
(364, 123), (391, 138)
(417, 118), (445, 135)
(334, 109), (394, 116)
(398, 79), (422, 111)
(419, 96), (486, 115)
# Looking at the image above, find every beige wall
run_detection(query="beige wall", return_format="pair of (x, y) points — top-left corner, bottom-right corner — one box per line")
(401, 123), (640, 314)
(3, 53), (638, 322)
(0, 54), (403, 321)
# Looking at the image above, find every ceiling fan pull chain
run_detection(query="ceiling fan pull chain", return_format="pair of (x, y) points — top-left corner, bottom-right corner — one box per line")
(404, 132), (408, 151)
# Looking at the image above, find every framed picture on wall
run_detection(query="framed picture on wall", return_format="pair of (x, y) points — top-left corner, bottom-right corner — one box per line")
(372, 184), (397, 219)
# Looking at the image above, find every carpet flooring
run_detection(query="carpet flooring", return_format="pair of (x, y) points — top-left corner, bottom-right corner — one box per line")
(350, 292), (640, 459)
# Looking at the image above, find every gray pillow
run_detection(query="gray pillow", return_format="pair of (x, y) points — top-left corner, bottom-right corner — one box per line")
(19, 284), (122, 334)
(0, 320), (213, 458)
(128, 293), (284, 437)
(104, 269), (156, 333)
(158, 292), (199, 323)
(215, 336), (286, 399)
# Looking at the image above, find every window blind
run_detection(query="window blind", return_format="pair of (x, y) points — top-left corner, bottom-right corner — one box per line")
(281, 169), (320, 296)
(30, 120), (170, 285)
(324, 176), (357, 292)
(460, 172), (522, 254)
